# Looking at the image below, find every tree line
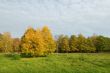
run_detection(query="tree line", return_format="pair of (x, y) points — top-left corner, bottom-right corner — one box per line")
(0, 26), (110, 57)
(57, 34), (110, 53)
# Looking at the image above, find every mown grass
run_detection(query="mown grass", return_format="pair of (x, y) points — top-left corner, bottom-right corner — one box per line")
(0, 53), (110, 73)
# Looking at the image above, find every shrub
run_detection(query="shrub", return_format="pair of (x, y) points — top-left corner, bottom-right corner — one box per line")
(11, 53), (21, 60)
(5, 53), (21, 60)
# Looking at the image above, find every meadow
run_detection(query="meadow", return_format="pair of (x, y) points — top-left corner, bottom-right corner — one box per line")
(0, 53), (110, 73)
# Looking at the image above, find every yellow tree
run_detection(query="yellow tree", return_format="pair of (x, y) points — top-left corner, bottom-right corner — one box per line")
(20, 27), (36, 57)
(21, 27), (46, 57)
(42, 26), (56, 54)
(34, 28), (46, 56)
(0, 32), (13, 53)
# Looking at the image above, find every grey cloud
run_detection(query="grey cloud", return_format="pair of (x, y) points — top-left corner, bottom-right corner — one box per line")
(0, 0), (110, 37)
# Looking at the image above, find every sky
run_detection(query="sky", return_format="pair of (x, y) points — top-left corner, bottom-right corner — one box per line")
(0, 0), (110, 38)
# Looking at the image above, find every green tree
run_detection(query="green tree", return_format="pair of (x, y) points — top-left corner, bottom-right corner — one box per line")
(69, 35), (78, 52)
(57, 35), (70, 53)
(77, 34), (87, 52)
(91, 35), (103, 52)
(86, 37), (96, 52)
(102, 37), (110, 52)
(91, 35), (110, 52)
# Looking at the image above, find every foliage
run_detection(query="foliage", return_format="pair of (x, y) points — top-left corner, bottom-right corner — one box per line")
(0, 32), (13, 53)
(57, 35), (70, 53)
(76, 34), (88, 52)
(5, 53), (21, 60)
(0, 26), (110, 55)
(13, 38), (21, 53)
(42, 26), (56, 54)
(57, 34), (110, 53)
(69, 35), (78, 52)
(85, 38), (96, 52)
(21, 27), (45, 57)
(91, 35), (110, 52)
(20, 26), (55, 57)
(11, 53), (21, 60)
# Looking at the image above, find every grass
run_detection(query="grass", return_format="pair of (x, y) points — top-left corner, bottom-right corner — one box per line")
(0, 53), (110, 73)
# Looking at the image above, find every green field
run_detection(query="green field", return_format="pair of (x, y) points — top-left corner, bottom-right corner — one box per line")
(0, 53), (110, 73)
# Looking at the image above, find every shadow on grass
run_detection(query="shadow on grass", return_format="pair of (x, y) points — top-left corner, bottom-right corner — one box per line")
(4, 53), (48, 60)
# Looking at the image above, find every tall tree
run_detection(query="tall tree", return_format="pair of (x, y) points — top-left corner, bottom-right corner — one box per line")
(91, 35), (110, 52)
(0, 32), (13, 53)
(57, 35), (70, 53)
(77, 34), (87, 52)
(34, 29), (46, 56)
(86, 37), (96, 52)
(42, 26), (56, 54)
(20, 27), (50, 57)
(69, 35), (78, 52)
(57, 35), (63, 53)
(20, 27), (36, 57)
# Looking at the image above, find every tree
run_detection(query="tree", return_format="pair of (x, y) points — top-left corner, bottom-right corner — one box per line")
(77, 34), (87, 52)
(20, 27), (46, 57)
(102, 37), (110, 52)
(57, 35), (70, 53)
(86, 37), (96, 52)
(57, 35), (63, 53)
(13, 38), (21, 53)
(0, 33), (3, 52)
(33, 29), (46, 56)
(20, 27), (53, 57)
(91, 35), (110, 52)
(69, 35), (78, 52)
(91, 35), (104, 52)
(20, 27), (36, 57)
(42, 26), (56, 54)
(0, 32), (13, 53)
(76, 34), (96, 53)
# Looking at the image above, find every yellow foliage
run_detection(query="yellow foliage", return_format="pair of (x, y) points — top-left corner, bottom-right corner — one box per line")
(42, 26), (56, 53)
(20, 26), (55, 57)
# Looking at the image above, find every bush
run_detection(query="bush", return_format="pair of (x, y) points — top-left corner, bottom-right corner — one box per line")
(11, 53), (21, 60)
(5, 53), (21, 60)
(21, 53), (33, 58)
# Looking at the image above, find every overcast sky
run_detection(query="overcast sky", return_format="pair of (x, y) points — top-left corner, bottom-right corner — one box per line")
(0, 0), (110, 37)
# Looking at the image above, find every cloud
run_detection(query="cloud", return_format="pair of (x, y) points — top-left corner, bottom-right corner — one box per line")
(0, 0), (110, 37)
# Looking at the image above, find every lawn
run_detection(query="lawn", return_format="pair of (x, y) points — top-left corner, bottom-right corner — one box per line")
(0, 53), (110, 73)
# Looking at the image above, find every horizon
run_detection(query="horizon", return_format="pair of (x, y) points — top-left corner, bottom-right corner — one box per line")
(0, 0), (110, 38)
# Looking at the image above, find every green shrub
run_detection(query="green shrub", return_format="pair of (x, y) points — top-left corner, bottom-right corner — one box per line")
(11, 53), (21, 60)
(21, 53), (33, 58)
(5, 53), (21, 60)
